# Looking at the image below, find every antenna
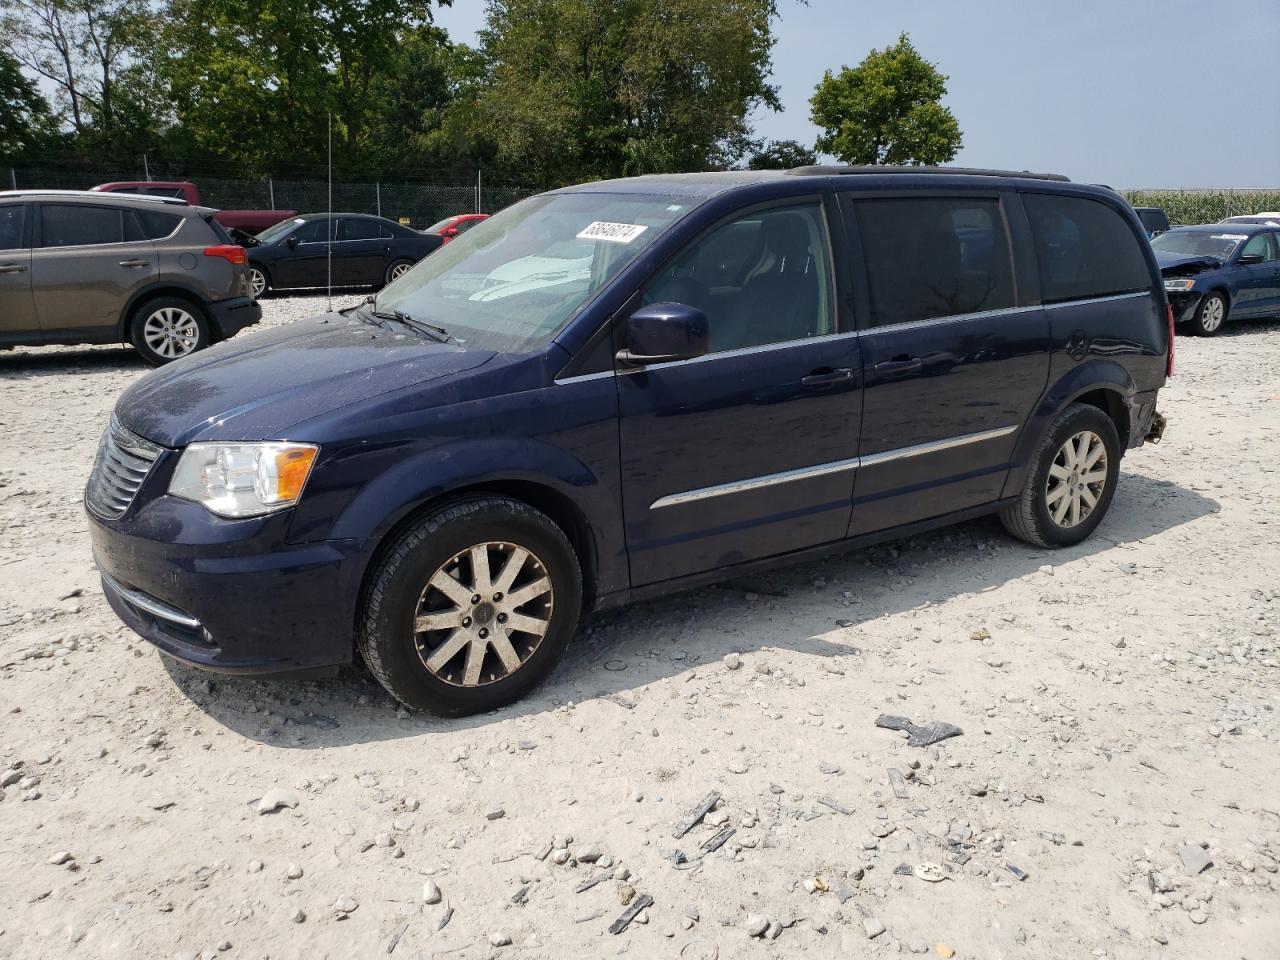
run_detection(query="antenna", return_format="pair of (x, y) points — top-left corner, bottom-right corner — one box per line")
(327, 113), (333, 312)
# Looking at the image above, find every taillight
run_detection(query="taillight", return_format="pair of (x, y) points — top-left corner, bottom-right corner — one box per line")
(203, 244), (246, 265)
(1166, 303), (1175, 377)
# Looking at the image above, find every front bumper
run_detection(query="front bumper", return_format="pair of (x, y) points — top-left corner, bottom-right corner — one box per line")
(1166, 291), (1203, 325)
(89, 495), (368, 675)
(208, 296), (262, 340)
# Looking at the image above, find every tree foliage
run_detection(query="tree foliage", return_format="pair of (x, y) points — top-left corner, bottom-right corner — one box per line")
(0, 50), (55, 157)
(0, 0), (790, 188)
(474, 0), (782, 185)
(810, 33), (962, 166)
(746, 138), (817, 170)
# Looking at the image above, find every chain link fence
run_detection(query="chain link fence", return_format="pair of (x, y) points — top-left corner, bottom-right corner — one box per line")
(4, 166), (539, 229)
(7, 166), (1278, 229)
(1120, 189), (1280, 226)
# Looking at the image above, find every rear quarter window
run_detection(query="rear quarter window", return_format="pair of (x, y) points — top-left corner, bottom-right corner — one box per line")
(1024, 194), (1151, 303)
(127, 210), (183, 241)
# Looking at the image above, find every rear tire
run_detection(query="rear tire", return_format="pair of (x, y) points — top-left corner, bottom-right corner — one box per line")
(357, 497), (582, 716)
(130, 297), (210, 366)
(248, 266), (270, 299)
(1190, 291), (1227, 336)
(1000, 403), (1121, 548)
(384, 259), (415, 287)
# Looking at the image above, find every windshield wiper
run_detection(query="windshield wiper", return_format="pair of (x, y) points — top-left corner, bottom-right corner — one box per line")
(363, 300), (454, 344)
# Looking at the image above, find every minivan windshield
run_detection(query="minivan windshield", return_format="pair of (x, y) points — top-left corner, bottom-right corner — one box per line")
(1151, 230), (1244, 260)
(374, 193), (690, 353)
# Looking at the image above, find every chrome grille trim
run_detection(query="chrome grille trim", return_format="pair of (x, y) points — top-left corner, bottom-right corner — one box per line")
(86, 417), (162, 519)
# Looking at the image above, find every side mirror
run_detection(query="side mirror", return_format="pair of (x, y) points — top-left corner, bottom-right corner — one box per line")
(617, 302), (709, 366)
(444, 227), (458, 237)
(1236, 253), (1263, 265)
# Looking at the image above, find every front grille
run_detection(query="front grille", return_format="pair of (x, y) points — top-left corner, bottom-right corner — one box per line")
(86, 417), (163, 519)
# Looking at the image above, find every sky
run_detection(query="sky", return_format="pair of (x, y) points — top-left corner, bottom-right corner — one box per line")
(432, 0), (1280, 188)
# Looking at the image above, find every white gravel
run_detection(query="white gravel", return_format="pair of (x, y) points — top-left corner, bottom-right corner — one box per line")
(0, 298), (1278, 958)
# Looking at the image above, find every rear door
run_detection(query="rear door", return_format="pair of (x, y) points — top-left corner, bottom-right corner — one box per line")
(617, 198), (863, 586)
(843, 191), (1050, 536)
(335, 217), (391, 285)
(0, 202), (37, 338)
(30, 202), (158, 335)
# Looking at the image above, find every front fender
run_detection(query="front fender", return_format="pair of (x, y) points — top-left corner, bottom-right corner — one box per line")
(1000, 360), (1136, 498)
(327, 437), (604, 543)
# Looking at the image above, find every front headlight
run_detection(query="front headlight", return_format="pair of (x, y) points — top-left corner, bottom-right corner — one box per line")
(1163, 278), (1196, 292)
(169, 442), (319, 518)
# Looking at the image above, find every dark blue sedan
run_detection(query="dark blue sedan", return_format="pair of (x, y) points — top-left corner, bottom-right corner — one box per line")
(1153, 224), (1280, 335)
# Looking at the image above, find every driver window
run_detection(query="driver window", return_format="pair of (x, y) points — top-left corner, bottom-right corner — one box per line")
(640, 203), (835, 353)
(293, 219), (332, 243)
(1241, 233), (1277, 261)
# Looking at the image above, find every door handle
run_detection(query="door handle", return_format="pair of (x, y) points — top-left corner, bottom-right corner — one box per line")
(119, 259), (150, 268)
(874, 355), (923, 376)
(801, 367), (854, 387)
(0, 263), (26, 274)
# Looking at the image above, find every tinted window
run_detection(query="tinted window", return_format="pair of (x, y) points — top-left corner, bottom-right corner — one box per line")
(455, 218), (481, 234)
(1024, 194), (1150, 303)
(339, 218), (382, 241)
(855, 197), (1014, 328)
(40, 204), (124, 247)
(292, 219), (332, 243)
(0, 204), (25, 250)
(141, 187), (186, 198)
(642, 203), (835, 352)
(130, 210), (182, 240)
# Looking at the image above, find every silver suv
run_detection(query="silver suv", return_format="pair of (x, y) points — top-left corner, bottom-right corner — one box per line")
(0, 190), (261, 365)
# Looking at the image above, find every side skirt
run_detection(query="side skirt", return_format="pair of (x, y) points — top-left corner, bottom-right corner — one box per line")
(594, 498), (1015, 612)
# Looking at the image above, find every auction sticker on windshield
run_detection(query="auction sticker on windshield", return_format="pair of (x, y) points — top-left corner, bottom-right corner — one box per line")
(577, 221), (648, 244)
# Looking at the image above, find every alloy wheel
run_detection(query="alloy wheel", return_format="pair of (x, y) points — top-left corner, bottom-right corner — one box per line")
(249, 268), (267, 298)
(389, 262), (412, 282)
(142, 307), (200, 359)
(413, 542), (553, 687)
(1045, 430), (1108, 528)
(1200, 295), (1225, 332)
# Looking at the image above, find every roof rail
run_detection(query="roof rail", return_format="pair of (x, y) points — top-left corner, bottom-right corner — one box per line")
(786, 165), (1071, 183)
(0, 188), (190, 205)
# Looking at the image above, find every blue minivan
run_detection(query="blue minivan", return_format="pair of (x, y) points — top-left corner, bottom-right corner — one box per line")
(87, 167), (1172, 715)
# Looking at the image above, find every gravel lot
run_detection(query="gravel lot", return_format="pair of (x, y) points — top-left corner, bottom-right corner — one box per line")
(1, 295), (1278, 960)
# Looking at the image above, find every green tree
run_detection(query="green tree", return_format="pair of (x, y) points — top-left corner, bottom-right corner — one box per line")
(746, 138), (817, 170)
(160, 0), (452, 171)
(0, 49), (56, 157)
(0, 0), (155, 139)
(809, 33), (962, 166)
(472, 0), (783, 186)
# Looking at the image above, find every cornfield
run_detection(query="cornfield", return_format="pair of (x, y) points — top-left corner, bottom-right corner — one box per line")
(1120, 190), (1280, 226)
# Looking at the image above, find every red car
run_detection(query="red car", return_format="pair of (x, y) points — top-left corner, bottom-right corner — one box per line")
(425, 213), (489, 243)
(91, 181), (296, 233)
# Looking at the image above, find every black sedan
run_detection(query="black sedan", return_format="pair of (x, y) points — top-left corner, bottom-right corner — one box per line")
(241, 214), (443, 297)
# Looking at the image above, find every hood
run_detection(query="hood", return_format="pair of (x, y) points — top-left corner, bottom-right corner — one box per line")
(116, 313), (494, 447)
(1155, 251), (1222, 274)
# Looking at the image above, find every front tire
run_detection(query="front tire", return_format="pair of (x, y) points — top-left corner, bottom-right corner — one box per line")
(130, 297), (210, 366)
(357, 497), (583, 716)
(1190, 291), (1227, 336)
(1000, 403), (1121, 548)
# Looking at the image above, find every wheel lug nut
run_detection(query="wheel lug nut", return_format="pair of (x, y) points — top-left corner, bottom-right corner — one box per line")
(479, 628), (488, 639)
(471, 594), (481, 605)
(497, 613), (507, 623)
(462, 617), (471, 627)
(493, 592), (503, 602)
